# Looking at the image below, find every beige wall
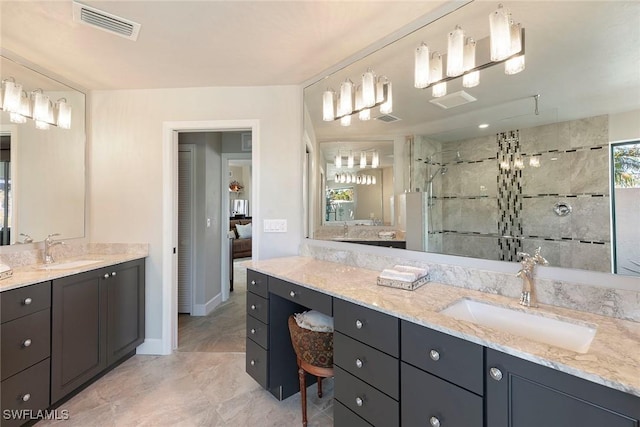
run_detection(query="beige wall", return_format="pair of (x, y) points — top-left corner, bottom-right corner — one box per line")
(89, 85), (302, 341)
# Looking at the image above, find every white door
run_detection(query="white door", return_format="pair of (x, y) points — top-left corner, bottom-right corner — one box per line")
(178, 145), (195, 314)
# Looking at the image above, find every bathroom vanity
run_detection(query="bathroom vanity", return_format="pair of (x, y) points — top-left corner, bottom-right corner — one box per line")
(245, 256), (640, 427)
(0, 253), (146, 427)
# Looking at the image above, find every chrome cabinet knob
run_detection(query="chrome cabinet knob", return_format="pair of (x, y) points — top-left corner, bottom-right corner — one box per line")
(250, 360), (255, 366)
(250, 304), (256, 310)
(250, 328), (256, 335)
(21, 393), (31, 402)
(23, 297), (32, 305)
(429, 349), (440, 361)
(289, 291), (296, 298)
(22, 339), (32, 348)
(250, 280), (256, 285)
(489, 367), (503, 381)
(429, 416), (441, 427)
(355, 358), (363, 369)
(355, 397), (364, 407)
(111, 272), (117, 277)
(104, 273), (110, 279)
(355, 319), (363, 329)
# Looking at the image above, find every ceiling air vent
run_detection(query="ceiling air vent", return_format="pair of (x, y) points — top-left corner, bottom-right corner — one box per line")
(429, 90), (477, 109)
(375, 114), (401, 123)
(72, 1), (141, 41)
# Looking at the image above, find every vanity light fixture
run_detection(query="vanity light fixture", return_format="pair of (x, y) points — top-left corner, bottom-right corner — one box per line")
(1, 77), (72, 129)
(322, 70), (391, 126)
(414, 3), (525, 99)
(1, 78), (22, 113)
(335, 150), (380, 170)
(335, 172), (377, 185)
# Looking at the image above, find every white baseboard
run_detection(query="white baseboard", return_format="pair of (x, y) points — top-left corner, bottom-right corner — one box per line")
(136, 338), (168, 355)
(192, 293), (222, 316)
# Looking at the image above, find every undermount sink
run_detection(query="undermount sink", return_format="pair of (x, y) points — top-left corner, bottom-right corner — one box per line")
(440, 298), (597, 354)
(38, 259), (102, 270)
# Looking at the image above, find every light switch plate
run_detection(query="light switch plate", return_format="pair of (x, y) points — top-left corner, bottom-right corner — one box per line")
(264, 219), (287, 233)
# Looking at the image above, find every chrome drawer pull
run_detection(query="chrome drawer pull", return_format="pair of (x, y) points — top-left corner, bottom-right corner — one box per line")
(104, 273), (110, 279)
(429, 349), (440, 361)
(250, 328), (256, 335)
(289, 291), (296, 298)
(111, 272), (117, 277)
(23, 298), (32, 305)
(250, 304), (257, 310)
(355, 397), (364, 407)
(489, 367), (503, 381)
(250, 360), (256, 366)
(22, 339), (32, 348)
(251, 280), (257, 286)
(355, 319), (363, 329)
(429, 416), (441, 427)
(21, 394), (31, 402)
(355, 358), (363, 369)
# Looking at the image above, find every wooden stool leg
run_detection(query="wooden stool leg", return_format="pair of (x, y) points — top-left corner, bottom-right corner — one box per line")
(298, 367), (308, 427)
(317, 376), (323, 398)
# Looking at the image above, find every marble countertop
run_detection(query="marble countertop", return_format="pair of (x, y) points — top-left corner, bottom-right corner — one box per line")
(245, 256), (640, 397)
(0, 252), (147, 292)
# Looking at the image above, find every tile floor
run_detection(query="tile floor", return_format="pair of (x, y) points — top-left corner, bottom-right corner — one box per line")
(38, 261), (334, 426)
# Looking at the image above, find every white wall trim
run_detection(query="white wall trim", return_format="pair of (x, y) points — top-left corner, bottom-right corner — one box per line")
(192, 293), (222, 316)
(162, 119), (259, 354)
(136, 338), (164, 355)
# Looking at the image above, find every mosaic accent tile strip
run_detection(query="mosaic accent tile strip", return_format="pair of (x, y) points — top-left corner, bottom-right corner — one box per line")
(497, 130), (523, 261)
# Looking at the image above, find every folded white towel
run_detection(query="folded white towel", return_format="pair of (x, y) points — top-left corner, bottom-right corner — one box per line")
(379, 268), (418, 282)
(393, 265), (428, 279)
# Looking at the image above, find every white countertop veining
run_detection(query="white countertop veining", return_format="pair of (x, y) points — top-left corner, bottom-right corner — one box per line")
(0, 252), (147, 293)
(245, 256), (640, 397)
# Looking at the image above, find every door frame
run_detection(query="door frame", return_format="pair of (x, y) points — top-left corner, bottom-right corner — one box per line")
(161, 120), (259, 354)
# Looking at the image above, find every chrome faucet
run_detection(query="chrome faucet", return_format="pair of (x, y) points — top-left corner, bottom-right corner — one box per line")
(44, 233), (64, 264)
(516, 247), (548, 307)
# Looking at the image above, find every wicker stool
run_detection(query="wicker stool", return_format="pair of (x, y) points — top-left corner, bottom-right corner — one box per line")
(287, 315), (334, 427)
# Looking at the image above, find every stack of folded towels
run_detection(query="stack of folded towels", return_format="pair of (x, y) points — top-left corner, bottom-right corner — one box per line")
(379, 265), (429, 283)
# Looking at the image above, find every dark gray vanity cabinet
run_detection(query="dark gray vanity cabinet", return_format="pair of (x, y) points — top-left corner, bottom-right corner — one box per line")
(486, 349), (640, 427)
(0, 282), (51, 427)
(51, 259), (145, 404)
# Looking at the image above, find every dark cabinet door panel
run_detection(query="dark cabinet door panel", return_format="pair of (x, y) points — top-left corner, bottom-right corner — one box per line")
(401, 362), (483, 427)
(0, 281), (50, 323)
(1, 308), (51, 380)
(0, 358), (50, 427)
(486, 349), (640, 427)
(247, 292), (269, 324)
(246, 338), (268, 389)
(247, 269), (269, 298)
(246, 315), (268, 349)
(334, 401), (373, 427)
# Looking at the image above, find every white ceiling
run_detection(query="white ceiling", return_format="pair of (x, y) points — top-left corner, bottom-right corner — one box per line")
(0, 0), (450, 90)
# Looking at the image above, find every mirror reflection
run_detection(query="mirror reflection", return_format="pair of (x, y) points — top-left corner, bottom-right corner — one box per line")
(1, 55), (86, 245)
(305, 1), (640, 275)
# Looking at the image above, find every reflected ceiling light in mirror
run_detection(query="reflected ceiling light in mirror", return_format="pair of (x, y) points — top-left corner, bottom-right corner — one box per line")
(335, 152), (342, 168)
(339, 79), (354, 116)
(56, 99), (72, 129)
(372, 151), (380, 169)
(360, 152), (367, 168)
(529, 156), (541, 168)
(489, 3), (512, 61)
(447, 25), (465, 77)
(347, 151), (354, 169)
(478, 123), (490, 129)
(362, 69), (376, 108)
(2, 78), (22, 113)
(1, 77), (72, 129)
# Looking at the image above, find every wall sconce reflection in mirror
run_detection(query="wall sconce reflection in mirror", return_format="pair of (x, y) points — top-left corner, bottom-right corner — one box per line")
(415, 3), (525, 98)
(1, 77), (72, 129)
(322, 68), (392, 127)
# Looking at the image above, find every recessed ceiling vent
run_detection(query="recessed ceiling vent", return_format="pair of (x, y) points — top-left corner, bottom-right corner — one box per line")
(375, 114), (401, 123)
(72, 1), (141, 41)
(429, 90), (477, 109)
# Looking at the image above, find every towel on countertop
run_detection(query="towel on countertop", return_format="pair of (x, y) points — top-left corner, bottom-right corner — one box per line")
(379, 265), (429, 282)
(393, 265), (429, 278)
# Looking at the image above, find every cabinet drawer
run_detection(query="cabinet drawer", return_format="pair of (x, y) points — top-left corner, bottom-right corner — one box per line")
(269, 278), (332, 316)
(335, 366), (399, 427)
(247, 292), (269, 324)
(1, 282), (51, 323)
(0, 358), (50, 427)
(247, 269), (269, 298)
(246, 315), (268, 349)
(401, 362), (483, 427)
(334, 401), (373, 427)
(401, 320), (484, 395)
(334, 299), (399, 357)
(1, 309), (51, 381)
(334, 332), (399, 400)
(246, 338), (268, 389)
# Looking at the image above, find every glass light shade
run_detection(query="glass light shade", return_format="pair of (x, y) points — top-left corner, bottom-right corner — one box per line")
(379, 82), (392, 114)
(513, 156), (524, 170)
(505, 55), (525, 75)
(510, 21), (522, 56)
(414, 43), (430, 89)
(335, 153), (342, 168)
(463, 71), (480, 88)
(340, 115), (351, 127)
(463, 38), (476, 71)
(362, 69), (376, 108)
(372, 176), (377, 185)
(347, 152), (354, 169)
(56, 99), (72, 129)
(35, 120), (50, 130)
(366, 176), (372, 185)
(322, 90), (335, 121)
(339, 79), (353, 115)
(432, 82), (447, 98)
(359, 108), (371, 121)
(429, 52), (443, 84)
(2, 80), (22, 113)
(360, 152), (366, 168)
(371, 151), (379, 169)
(11, 91), (31, 122)
(499, 160), (511, 171)
(355, 85), (363, 110)
(32, 91), (50, 122)
(489, 4), (512, 61)
(376, 76), (388, 104)
(447, 25), (465, 77)
(529, 157), (541, 168)
(10, 112), (26, 123)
